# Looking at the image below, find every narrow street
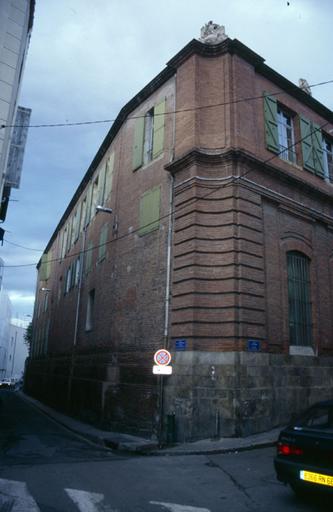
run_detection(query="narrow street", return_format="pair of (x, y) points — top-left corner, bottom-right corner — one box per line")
(0, 391), (330, 511)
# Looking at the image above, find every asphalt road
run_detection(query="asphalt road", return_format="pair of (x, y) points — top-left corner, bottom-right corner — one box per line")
(0, 390), (331, 511)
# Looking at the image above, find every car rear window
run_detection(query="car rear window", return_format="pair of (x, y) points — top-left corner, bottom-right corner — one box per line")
(293, 406), (333, 432)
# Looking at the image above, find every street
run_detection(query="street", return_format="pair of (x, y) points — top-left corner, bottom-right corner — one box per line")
(0, 390), (330, 512)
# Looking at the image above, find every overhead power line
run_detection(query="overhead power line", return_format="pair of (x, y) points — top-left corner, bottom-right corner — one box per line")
(3, 239), (43, 251)
(3, 120), (330, 269)
(0, 80), (332, 130)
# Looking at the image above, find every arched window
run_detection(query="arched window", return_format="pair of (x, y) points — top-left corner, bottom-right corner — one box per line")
(287, 251), (312, 346)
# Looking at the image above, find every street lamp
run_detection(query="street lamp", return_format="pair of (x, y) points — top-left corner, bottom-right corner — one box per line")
(96, 205), (113, 214)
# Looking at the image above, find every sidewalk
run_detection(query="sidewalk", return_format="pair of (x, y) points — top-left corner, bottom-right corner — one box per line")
(19, 391), (280, 456)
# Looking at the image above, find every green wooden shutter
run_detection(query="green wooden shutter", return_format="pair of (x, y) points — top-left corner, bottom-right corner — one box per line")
(312, 123), (324, 177)
(300, 116), (315, 172)
(132, 117), (145, 170)
(66, 219), (72, 252)
(85, 241), (93, 273)
(85, 183), (92, 226)
(139, 186), (161, 236)
(98, 163), (106, 205)
(105, 152), (115, 199)
(263, 94), (279, 153)
(74, 202), (82, 241)
(98, 224), (108, 261)
(152, 99), (165, 159)
(39, 252), (51, 281)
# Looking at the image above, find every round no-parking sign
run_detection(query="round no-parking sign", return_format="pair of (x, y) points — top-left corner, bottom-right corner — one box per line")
(154, 349), (172, 366)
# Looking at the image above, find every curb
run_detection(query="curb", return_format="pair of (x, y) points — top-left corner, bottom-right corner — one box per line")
(18, 391), (278, 457)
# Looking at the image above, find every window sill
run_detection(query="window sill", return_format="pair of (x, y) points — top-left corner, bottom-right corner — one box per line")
(289, 345), (315, 356)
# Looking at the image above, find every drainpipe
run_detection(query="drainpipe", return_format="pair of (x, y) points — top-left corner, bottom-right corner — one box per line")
(164, 174), (174, 346)
(158, 82), (176, 446)
(67, 225), (87, 409)
(73, 227), (87, 347)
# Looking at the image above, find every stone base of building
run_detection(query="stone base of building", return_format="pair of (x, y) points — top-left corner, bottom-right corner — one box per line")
(163, 351), (333, 442)
(24, 350), (160, 439)
(24, 350), (333, 443)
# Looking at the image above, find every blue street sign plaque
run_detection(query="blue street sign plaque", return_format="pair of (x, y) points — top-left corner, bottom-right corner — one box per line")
(175, 339), (187, 351)
(247, 339), (261, 352)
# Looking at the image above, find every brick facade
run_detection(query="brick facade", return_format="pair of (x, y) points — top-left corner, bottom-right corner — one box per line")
(26, 36), (333, 441)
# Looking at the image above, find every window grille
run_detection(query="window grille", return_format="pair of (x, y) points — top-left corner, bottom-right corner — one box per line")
(287, 251), (312, 346)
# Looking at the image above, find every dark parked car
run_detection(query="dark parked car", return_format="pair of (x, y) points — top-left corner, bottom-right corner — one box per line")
(274, 400), (333, 496)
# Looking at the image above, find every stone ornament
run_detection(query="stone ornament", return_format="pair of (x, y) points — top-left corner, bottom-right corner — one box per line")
(199, 21), (228, 44)
(298, 78), (312, 96)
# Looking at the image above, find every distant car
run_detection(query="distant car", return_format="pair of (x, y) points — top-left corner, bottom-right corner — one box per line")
(0, 379), (12, 389)
(274, 400), (333, 496)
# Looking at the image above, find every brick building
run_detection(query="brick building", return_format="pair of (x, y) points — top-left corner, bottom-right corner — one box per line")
(26, 23), (333, 442)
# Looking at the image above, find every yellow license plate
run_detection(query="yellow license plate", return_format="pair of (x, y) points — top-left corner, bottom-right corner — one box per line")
(300, 470), (333, 487)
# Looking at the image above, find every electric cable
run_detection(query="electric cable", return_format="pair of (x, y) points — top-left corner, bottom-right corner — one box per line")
(2, 120), (330, 268)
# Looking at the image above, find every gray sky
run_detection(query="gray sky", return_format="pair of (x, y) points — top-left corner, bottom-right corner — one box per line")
(1, 0), (332, 320)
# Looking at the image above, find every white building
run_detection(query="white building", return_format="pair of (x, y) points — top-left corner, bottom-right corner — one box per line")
(0, 259), (12, 378)
(0, 0), (35, 223)
(7, 322), (28, 380)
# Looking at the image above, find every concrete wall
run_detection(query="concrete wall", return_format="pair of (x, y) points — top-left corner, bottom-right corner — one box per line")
(0, 0), (32, 195)
(164, 351), (333, 441)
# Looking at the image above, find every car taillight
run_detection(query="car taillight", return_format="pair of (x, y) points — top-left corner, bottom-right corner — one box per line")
(277, 442), (303, 456)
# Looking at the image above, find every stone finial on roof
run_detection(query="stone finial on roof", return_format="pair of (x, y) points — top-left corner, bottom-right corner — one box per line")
(298, 78), (312, 96)
(199, 21), (228, 45)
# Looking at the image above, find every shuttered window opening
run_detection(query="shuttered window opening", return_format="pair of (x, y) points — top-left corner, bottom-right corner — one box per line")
(98, 224), (108, 262)
(85, 289), (95, 332)
(300, 116), (325, 177)
(277, 108), (296, 163)
(132, 99), (165, 171)
(143, 108), (154, 164)
(104, 152), (114, 200)
(85, 241), (94, 274)
(263, 94), (296, 163)
(139, 186), (161, 236)
(287, 251), (313, 347)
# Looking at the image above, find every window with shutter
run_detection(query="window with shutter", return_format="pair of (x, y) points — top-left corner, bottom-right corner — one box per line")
(300, 116), (324, 177)
(277, 108), (296, 163)
(85, 184), (93, 226)
(263, 94), (279, 153)
(312, 124), (324, 177)
(85, 289), (95, 331)
(152, 99), (165, 159)
(85, 241), (93, 274)
(39, 253), (50, 281)
(91, 176), (99, 220)
(132, 116), (145, 171)
(139, 186), (161, 236)
(80, 197), (87, 233)
(264, 94), (296, 163)
(132, 99), (166, 170)
(98, 223), (108, 262)
(98, 163), (106, 206)
(104, 152), (114, 199)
